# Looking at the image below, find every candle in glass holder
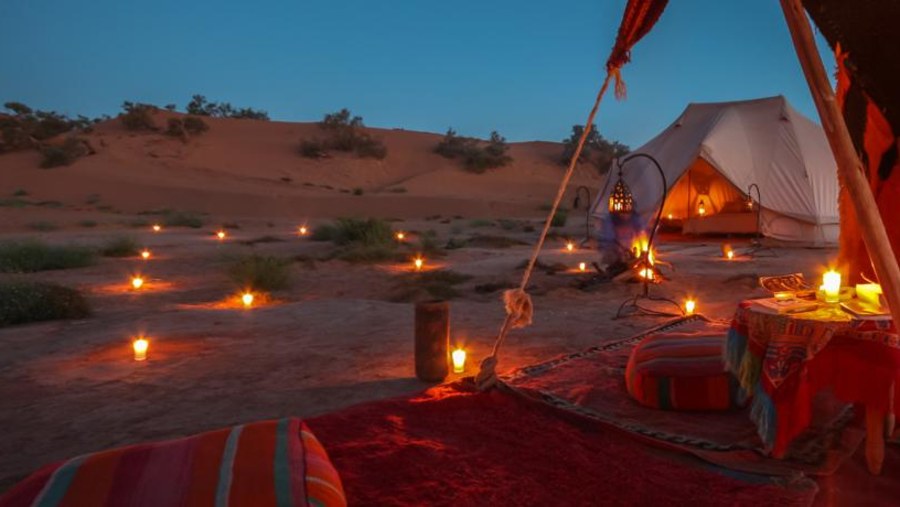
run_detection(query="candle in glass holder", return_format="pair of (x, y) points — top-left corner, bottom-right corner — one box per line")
(451, 348), (466, 373)
(298, 226), (308, 236)
(820, 270), (841, 303)
(566, 241), (575, 252)
(396, 231), (405, 241)
(578, 262), (587, 272)
(131, 276), (144, 290)
(216, 230), (226, 240)
(414, 257), (424, 271)
(141, 249), (151, 260)
(241, 292), (254, 308)
(133, 337), (149, 361)
(152, 224), (161, 232)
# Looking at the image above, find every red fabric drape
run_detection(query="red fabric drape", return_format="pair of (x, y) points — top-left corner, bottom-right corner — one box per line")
(835, 49), (900, 284)
(605, 0), (669, 72)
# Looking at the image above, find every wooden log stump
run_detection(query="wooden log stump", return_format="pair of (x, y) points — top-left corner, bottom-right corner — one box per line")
(415, 300), (449, 382)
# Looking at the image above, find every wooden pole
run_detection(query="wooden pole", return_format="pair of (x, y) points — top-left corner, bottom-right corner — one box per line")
(779, 0), (899, 475)
(414, 300), (449, 382)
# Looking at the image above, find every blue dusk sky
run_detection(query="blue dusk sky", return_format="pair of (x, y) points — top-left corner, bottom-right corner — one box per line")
(0, 0), (834, 148)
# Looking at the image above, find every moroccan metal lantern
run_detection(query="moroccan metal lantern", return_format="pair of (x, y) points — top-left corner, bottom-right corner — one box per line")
(608, 170), (634, 214)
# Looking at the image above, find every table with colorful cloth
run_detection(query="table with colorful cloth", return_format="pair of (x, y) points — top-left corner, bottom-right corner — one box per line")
(725, 300), (900, 474)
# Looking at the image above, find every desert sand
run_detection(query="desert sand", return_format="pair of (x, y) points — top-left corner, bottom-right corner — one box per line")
(0, 114), (836, 492)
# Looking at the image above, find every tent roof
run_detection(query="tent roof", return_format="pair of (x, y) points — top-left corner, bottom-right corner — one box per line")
(597, 96), (839, 225)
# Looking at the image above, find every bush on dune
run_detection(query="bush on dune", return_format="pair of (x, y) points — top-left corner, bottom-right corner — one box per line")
(119, 101), (158, 131)
(0, 281), (90, 327)
(165, 116), (209, 141)
(39, 137), (92, 168)
(435, 129), (511, 173)
(185, 95), (269, 120)
(0, 241), (95, 272)
(298, 109), (387, 160)
(1, 102), (100, 159)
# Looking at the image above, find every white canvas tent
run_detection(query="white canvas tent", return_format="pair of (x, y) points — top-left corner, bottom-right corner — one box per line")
(591, 96), (840, 246)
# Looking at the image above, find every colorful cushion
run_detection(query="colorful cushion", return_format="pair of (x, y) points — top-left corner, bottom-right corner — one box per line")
(625, 328), (745, 411)
(0, 418), (346, 507)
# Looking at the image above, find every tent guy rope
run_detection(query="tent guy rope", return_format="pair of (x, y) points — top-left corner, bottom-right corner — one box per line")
(475, 0), (670, 390)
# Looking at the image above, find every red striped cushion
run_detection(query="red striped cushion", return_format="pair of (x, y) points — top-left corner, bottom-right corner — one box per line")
(625, 329), (745, 411)
(0, 418), (346, 507)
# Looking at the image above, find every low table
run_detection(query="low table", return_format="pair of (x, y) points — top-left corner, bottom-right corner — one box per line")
(726, 300), (900, 474)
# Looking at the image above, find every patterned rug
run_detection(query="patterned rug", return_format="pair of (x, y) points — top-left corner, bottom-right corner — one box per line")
(500, 316), (865, 478)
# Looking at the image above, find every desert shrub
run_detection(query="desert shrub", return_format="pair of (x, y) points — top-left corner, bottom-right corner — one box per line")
(550, 208), (569, 227)
(78, 220), (98, 228)
(1, 102), (98, 153)
(39, 137), (90, 168)
(0, 198), (28, 208)
(227, 254), (291, 291)
(0, 241), (95, 272)
(435, 129), (511, 173)
(469, 219), (494, 228)
(0, 281), (90, 327)
(311, 218), (393, 247)
(28, 221), (58, 231)
(100, 236), (140, 257)
(12, 189), (28, 197)
(164, 104), (177, 111)
(185, 95), (269, 120)
(299, 109), (387, 160)
(162, 210), (204, 228)
(560, 124), (630, 172)
(299, 139), (328, 158)
(165, 116), (208, 141)
(466, 234), (528, 249)
(313, 218), (399, 262)
(417, 230), (445, 257)
(392, 269), (472, 302)
(352, 187), (364, 196)
(120, 101), (157, 131)
(183, 115), (209, 134)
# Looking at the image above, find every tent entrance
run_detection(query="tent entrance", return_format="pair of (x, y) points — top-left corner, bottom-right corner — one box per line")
(659, 158), (758, 235)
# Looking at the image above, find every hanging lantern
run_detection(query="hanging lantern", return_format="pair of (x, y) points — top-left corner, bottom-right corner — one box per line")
(608, 171), (633, 215)
(697, 198), (707, 216)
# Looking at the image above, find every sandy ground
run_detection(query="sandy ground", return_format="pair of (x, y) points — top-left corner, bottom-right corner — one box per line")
(0, 205), (834, 492)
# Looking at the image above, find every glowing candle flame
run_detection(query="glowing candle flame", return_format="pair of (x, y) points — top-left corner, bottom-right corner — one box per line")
(451, 348), (466, 373)
(298, 226), (308, 236)
(241, 292), (254, 307)
(141, 249), (150, 260)
(133, 337), (149, 361)
(152, 224), (161, 232)
(579, 262), (587, 272)
(639, 268), (654, 281)
(131, 276), (144, 289)
(414, 257), (424, 271)
(667, 213), (673, 220)
(396, 232), (405, 241)
(566, 242), (575, 252)
(216, 231), (226, 240)
(685, 299), (696, 315)
(698, 203), (707, 216)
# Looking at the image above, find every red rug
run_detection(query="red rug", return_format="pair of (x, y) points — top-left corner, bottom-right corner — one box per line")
(308, 384), (817, 506)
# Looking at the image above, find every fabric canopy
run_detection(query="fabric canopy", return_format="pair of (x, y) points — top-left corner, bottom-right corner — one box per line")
(592, 95), (840, 246)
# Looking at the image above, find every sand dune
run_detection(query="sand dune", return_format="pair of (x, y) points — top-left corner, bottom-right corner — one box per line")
(0, 111), (602, 220)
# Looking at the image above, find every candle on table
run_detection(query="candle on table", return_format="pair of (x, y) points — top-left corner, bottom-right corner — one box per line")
(821, 270), (841, 304)
(685, 299), (696, 315)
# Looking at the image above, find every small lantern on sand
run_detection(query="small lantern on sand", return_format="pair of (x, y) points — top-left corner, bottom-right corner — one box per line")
(131, 276), (144, 290)
(241, 292), (254, 308)
(578, 262), (587, 272)
(298, 226), (308, 236)
(152, 224), (161, 232)
(216, 230), (226, 240)
(141, 249), (151, 260)
(396, 232), (406, 241)
(414, 257), (424, 271)
(133, 337), (149, 361)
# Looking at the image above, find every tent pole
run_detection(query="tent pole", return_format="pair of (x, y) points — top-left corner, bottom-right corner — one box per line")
(779, 0), (899, 475)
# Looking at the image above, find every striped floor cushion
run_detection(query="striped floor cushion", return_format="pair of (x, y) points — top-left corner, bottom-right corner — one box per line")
(0, 418), (346, 507)
(625, 329), (745, 411)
